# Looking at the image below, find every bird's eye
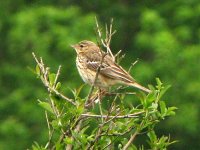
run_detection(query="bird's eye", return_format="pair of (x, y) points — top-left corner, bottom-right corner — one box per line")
(80, 44), (84, 48)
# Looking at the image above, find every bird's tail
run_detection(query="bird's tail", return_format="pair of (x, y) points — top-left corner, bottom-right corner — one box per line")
(128, 82), (151, 93)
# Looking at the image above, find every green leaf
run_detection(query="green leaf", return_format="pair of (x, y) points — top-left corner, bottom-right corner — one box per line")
(160, 85), (171, 98)
(146, 91), (156, 104)
(49, 73), (56, 86)
(76, 84), (85, 96)
(160, 101), (167, 116)
(137, 93), (147, 108)
(148, 84), (155, 90)
(55, 140), (63, 150)
(76, 104), (84, 115)
(129, 108), (144, 114)
(64, 137), (73, 144)
(139, 145), (144, 150)
(151, 102), (158, 110)
(118, 143), (122, 149)
(51, 118), (63, 130)
(71, 84), (85, 100)
(27, 66), (36, 74)
(159, 136), (168, 144)
(166, 106), (177, 116)
(147, 130), (157, 142)
(51, 120), (59, 129)
(35, 65), (40, 75)
(38, 100), (53, 114)
(87, 134), (94, 142)
(55, 82), (61, 90)
(156, 78), (163, 90)
(32, 142), (45, 150)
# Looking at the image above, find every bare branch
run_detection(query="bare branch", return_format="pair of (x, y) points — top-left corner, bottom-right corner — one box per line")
(95, 17), (115, 61)
(102, 121), (137, 150)
(98, 90), (104, 123)
(114, 50), (122, 58)
(128, 59), (139, 73)
(53, 65), (61, 88)
(32, 52), (76, 106)
(122, 130), (138, 150)
(81, 111), (144, 119)
(44, 111), (55, 149)
(86, 52), (107, 106)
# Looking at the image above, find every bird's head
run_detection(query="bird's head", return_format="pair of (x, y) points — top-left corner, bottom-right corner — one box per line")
(71, 40), (97, 54)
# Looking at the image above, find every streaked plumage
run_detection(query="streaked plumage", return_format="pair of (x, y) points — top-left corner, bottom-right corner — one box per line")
(71, 40), (151, 93)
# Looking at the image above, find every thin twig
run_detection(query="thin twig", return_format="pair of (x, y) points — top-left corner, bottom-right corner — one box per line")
(86, 53), (107, 106)
(98, 90), (104, 123)
(95, 17), (116, 61)
(102, 122), (136, 150)
(114, 50), (122, 59)
(53, 65), (61, 88)
(87, 93), (120, 149)
(44, 111), (55, 149)
(122, 110), (149, 150)
(128, 59), (139, 73)
(116, 53), (126, 64)
(32, 52), (76, 106)
(108, 92), (136, 95)
(50, 88), (76, 105)
(81, 111), (144, 119)
(122, 130), (139, 150)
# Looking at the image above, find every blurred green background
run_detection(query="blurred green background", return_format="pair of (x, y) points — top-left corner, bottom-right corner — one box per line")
(0, 0), (200, 149)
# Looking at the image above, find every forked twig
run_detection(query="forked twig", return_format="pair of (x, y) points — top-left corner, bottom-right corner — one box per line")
(32, 52), (76, 106)
(128, 59), (139, 73)
(95, 17), (116, 61)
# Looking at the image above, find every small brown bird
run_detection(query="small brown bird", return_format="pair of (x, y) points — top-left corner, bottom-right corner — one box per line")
(71, 40), (151, 93)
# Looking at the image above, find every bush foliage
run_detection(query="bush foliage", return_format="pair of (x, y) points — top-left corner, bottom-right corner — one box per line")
(31, 53), (176, 149)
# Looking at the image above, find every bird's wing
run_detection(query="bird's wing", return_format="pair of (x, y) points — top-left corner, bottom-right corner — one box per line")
(86, 55), (134, 83)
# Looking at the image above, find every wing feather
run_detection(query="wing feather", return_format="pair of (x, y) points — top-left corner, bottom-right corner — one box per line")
(86, 59), (134, 83)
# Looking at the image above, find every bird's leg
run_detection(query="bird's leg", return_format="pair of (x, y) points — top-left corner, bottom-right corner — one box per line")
(85, 89), (98, 108)
(95, 88), (105, 103)
(97, 88), (104, 123)
(85, 88), (107, 108)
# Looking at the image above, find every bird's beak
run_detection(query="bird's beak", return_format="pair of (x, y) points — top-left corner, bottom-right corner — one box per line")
(71, 44), (75, 48)
(71, 44), (79, 53)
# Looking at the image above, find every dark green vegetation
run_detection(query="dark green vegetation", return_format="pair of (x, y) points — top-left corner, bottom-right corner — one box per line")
(0, 0), (199, 149)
